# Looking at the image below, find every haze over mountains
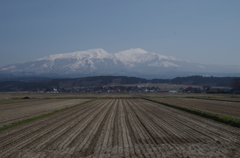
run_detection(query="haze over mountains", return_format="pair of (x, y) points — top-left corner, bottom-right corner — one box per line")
(0, 48), (239, 79)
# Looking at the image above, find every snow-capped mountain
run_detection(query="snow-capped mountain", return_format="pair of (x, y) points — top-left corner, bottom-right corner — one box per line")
(0, 48), (239, 78)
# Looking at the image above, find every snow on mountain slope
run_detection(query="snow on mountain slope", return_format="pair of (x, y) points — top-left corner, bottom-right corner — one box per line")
(34, 49), (121, 71)
(115, 48), (153, 62)
(1, 48), (239, 78)
(37, 49), (116, 61)
(116, 48), (186, 62)
(115, 48), (187, 68)
(33, 48), (186, 69)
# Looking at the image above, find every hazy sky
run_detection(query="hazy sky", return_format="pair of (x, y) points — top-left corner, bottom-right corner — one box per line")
(1, 0), (240, 66)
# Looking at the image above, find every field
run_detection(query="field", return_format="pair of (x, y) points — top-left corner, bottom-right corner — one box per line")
(152, 97), (240, 119)
(1, 97), (240, 157)
(0, 92), (133, 99)
(0, 99), (90, 126)
(189, 97), (240, 102)
(133, 92), (240, 99)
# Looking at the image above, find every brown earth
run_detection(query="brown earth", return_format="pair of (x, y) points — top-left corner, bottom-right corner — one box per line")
(190, 97), (240, 102)
(0, 99), (90, 126)
(153, 98), (240, 119)
(0, 92), (133, 99)
(0, 98), (240, 157)
(132, 92), (240, 99)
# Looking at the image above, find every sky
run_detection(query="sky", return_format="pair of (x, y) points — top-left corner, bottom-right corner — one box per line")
(0, 0), (240, 66)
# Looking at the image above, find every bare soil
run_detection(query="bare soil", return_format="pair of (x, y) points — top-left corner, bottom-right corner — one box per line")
(133, 92), (240, 99)
(0, 98), (240, 157)
(191, 97), (240, 102)
(0, 92), (133, 99)
(153, 98), (240, 119)
(0, 99), (90, 126)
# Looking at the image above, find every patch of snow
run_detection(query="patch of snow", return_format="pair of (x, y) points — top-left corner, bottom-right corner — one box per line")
(115, 48), (187, 63)
(148, 61), (179, 67)
(115, 48), (156, 63)
(1, 66), (16, 70)
(162, 62), (179, 67)
(42, 64), (48, 68)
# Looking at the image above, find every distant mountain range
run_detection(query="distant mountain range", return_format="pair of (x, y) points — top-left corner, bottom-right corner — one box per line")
(0, 48), (240, 79)
(0, 76), (234, 92)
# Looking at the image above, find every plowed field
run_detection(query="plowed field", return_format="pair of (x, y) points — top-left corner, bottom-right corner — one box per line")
(153, 98), (240, 119)
(0, 99), (90, 126)
(192, 97), (240, 102)
(1, 99), (240, 157)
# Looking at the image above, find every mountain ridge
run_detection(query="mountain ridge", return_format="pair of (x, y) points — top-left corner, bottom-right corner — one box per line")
(0, 48), (239, 78)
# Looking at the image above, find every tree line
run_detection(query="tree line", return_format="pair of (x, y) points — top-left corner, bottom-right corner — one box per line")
(0, 75), (239, 92)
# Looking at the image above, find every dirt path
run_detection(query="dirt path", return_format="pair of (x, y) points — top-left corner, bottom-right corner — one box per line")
(0, 99), (240, 157)
(0, 99), (90, 126)
(153, 97), (240, 118)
